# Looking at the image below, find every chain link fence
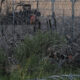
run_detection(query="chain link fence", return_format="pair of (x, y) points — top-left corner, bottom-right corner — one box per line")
(0, 0), (80, 44)
(0, 0), (80, 78)
(0, 0), (80, 35)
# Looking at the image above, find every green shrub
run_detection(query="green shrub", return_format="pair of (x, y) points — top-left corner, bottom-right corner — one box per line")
(15, 31), (66, 65)
(11, 31), (67, 79)
(10, 31), (80, 79)
(0, 48), (6, 64)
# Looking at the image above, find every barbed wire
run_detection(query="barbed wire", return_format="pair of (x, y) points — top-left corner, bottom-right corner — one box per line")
(0, 0), (80, 69)
(27, 74), (80, 80)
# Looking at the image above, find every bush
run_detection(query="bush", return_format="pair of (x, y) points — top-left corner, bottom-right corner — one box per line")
(11, 31), (67, 79)
(10, 31), (80, 79)
(0, 48), (6, 64)
(15, 31), (66, 65)
(0, 48), (7, 75)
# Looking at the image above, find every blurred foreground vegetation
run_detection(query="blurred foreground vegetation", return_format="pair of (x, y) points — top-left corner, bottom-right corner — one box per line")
(0, 31), (80, 80)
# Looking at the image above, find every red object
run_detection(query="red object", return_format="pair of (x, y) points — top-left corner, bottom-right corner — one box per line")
(68, 55), (72, 59)
(30, 15), (35, 24)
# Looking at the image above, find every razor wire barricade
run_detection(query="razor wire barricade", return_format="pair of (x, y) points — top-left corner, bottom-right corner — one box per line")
(27, 74), (80, 80)
(1, 0), (80, 36)
(0, 0), (80, 75)
(48, 74), (80, 80)
(0, 1), (80, 56)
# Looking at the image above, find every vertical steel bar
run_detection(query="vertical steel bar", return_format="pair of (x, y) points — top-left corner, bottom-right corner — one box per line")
(51, 0), (55, 14)
(63, 9), (65, 35)
(12, 0), (15, 48)
(70, 0), (76, 40)
(37, 0), (39, 11)
(72, 1), (74, 39)
(12, 0), (15, 25)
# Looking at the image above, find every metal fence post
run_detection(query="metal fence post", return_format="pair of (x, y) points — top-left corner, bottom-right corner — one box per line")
(12, 0), (15, 25)
(63, 9), (65, 35)
(70, 0), (76, 40)
(37, 0), (39, 11)
(12, 0), (15, 48)
(51, 0), (55, 32)
(51, 0), (55, 14)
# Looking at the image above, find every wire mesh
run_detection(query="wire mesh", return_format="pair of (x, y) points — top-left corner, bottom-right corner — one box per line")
(0, 0), (80, 35)
(0, 0), (80, 78)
